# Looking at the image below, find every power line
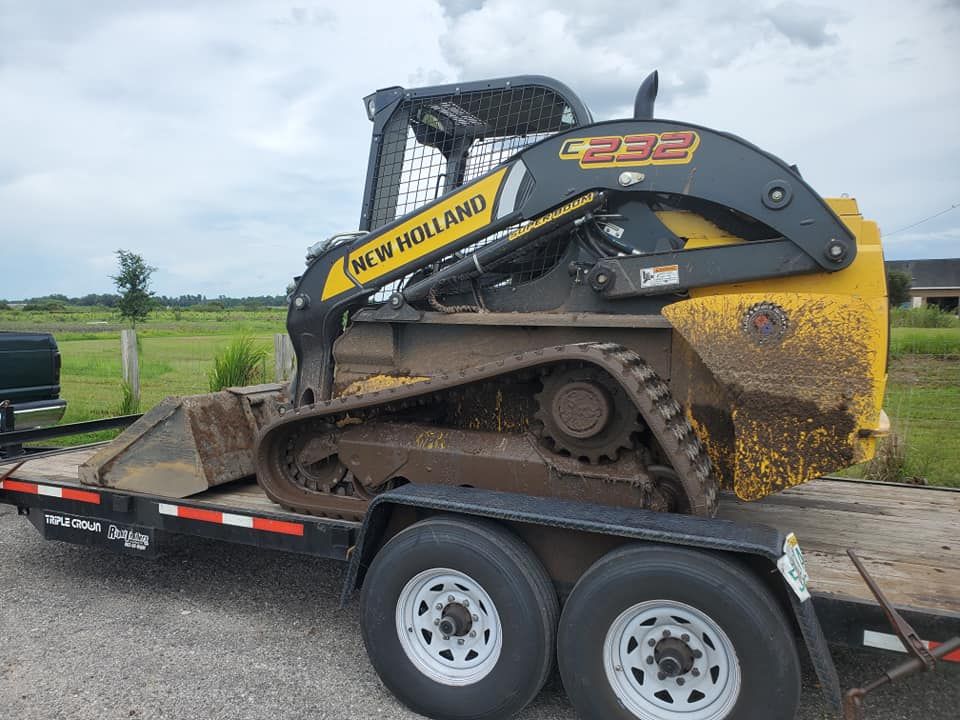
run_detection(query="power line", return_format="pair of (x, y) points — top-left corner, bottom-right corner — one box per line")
(885, 201), (960, 236)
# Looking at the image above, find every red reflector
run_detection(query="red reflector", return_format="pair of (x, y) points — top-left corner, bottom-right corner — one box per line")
(2, 480), (38, 494)
(61, 487), (101, 504)
(177, 506), (223, 524)
(252, 517), (304, 536)
(930, 641), (960, 663)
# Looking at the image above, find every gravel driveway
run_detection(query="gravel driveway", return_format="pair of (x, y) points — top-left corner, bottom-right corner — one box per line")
(1, 505), (956, 720)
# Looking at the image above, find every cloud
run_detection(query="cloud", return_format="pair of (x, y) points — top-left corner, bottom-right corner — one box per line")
(0, 1), (453, 298)
(438, 0), (486, 18)
(435, 0), (853, 116)
(882, 220), (960, 260)
(765, 3), (839, 48)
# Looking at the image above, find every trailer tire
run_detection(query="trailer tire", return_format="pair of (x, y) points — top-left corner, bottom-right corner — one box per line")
(557, 543), (801, 720)
(360, 515), (558, 720)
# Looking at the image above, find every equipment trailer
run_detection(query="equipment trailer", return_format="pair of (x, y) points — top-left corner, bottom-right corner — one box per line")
(4, 72), (958, 719)
(2, 447), (957, 720)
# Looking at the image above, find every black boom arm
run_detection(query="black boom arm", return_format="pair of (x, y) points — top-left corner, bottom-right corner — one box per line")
(286, 118), (855, 405)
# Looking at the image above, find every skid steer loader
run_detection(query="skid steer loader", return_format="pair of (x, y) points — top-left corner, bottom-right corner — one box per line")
(81, 72), (889, 520)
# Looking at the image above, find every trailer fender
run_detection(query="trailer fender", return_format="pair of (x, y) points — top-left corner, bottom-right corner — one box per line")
(341, 483), (841, 711)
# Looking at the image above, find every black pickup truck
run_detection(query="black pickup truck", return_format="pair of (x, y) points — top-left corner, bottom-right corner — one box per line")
(0, 332), (66, 432)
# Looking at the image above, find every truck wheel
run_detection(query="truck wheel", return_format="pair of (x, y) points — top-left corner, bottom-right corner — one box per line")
(360, 515), (558, 720)
(557, 544), (801, 720)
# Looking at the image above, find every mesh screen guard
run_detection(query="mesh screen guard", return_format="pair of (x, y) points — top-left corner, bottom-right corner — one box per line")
(358, 78), (591, 302)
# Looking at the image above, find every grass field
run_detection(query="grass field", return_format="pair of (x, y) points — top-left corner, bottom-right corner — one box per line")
(3, 307), (958, 487)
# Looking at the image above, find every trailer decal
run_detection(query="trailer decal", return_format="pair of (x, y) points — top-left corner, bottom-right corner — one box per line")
(863, 630), (960, 663)
(157, 503), (304, 537)
(0, 479), (100, 505)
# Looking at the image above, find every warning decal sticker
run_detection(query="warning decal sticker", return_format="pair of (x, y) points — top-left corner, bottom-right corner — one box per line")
(639, 264), (680, 289)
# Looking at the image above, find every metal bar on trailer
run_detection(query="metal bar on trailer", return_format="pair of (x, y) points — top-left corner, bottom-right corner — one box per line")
(0, 414), (142, 447)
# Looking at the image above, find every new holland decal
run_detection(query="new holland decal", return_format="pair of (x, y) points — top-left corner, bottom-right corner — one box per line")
(559, 131), (700, 168)
(321, 167), (508, 300)
(508, 192), (596, 241)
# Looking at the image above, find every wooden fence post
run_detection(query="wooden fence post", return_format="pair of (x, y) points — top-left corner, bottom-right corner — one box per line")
(274, 333), (295, 383)
(120, 329), (140, 405)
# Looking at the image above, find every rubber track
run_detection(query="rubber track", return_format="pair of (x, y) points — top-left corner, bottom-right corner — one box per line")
(256, 342), (719, 517)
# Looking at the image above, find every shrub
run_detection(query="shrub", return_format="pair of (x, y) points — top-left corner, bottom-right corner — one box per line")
(116, 381), (141, 416)
(891, 306), (960, 328)
(23, 300), (66, 312)
(861, 431), (917, 483)
(886, 270), (912, 307)
(192, 301), (225, 312)
(208, 336), (267, 391)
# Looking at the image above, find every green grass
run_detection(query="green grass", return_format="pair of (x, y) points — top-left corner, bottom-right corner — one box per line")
(51, 332), (277, 445)
(876, 354), (960, 487)
(890, 327), (960, 357)
(892, 305), (960, 329)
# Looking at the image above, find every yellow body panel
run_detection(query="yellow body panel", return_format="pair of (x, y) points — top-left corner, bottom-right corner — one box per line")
(663, 198), (888, 500)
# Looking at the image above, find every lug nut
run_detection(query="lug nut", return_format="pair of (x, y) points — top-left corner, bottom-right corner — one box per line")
(646, 656), (654, 665)
(462, 599), (470, 607)
(436, 603), (443, 610)
(770, 188), (785, 202)
(692, 668), (701, 677)
(693, 649), (702, 659)
(648, 639), (657, 647)
(677, 677), (685, 686)
(662, 629), (671, 638)
(470, 630), (476, 638)
(657, 671), (667, 681)
(681, 634), (690, 642)
(472, 614), (479, 622)
(458, 638), (465, 645)
(434, 619), (440, 626)
(448, 595), (455, 603)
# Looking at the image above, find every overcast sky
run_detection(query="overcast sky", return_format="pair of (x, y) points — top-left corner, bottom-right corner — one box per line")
(2, 0), (958, 299)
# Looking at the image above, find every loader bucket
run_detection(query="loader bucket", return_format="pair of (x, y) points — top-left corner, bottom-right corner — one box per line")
(79, 384), (284, 497)
(663, 198), (889, 501)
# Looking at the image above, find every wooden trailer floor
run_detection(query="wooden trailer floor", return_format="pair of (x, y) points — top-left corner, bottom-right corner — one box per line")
(5, 447), (959, 616)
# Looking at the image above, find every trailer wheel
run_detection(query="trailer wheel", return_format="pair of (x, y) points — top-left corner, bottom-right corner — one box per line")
(557, 544), (800, 720)
(360, 515), (558, 720)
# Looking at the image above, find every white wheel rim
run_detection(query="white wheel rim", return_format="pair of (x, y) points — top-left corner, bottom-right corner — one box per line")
(603, 600), (741, 720)
(396, 568), (503, 686)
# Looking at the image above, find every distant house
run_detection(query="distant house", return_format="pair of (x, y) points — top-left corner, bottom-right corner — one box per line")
(886, 259), (960, 313)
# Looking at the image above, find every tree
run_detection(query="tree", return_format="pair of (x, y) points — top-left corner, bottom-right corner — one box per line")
(887, 270), (912, 307)
(112, 250), (156, 326)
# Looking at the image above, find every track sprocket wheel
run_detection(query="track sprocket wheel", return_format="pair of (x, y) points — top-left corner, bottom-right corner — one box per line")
(534, 366), (642, 463)
(285, 421), (350, 494)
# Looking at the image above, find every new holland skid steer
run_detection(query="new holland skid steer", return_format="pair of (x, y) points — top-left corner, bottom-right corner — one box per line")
(81, 72), (889, 522)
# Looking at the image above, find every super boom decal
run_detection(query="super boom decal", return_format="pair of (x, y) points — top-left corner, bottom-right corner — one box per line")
(321, 167), (508, 300)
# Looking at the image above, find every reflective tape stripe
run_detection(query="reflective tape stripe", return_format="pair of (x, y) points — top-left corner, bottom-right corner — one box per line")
(158, 502), (303, 537)
(0, 479), (100, 505)
(863, 630), (960, 662)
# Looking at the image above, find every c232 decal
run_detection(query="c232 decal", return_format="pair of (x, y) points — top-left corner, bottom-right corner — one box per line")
(559, 131), (700, 169)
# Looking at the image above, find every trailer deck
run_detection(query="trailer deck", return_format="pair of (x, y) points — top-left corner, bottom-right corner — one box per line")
(4, 447), (959, 656)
